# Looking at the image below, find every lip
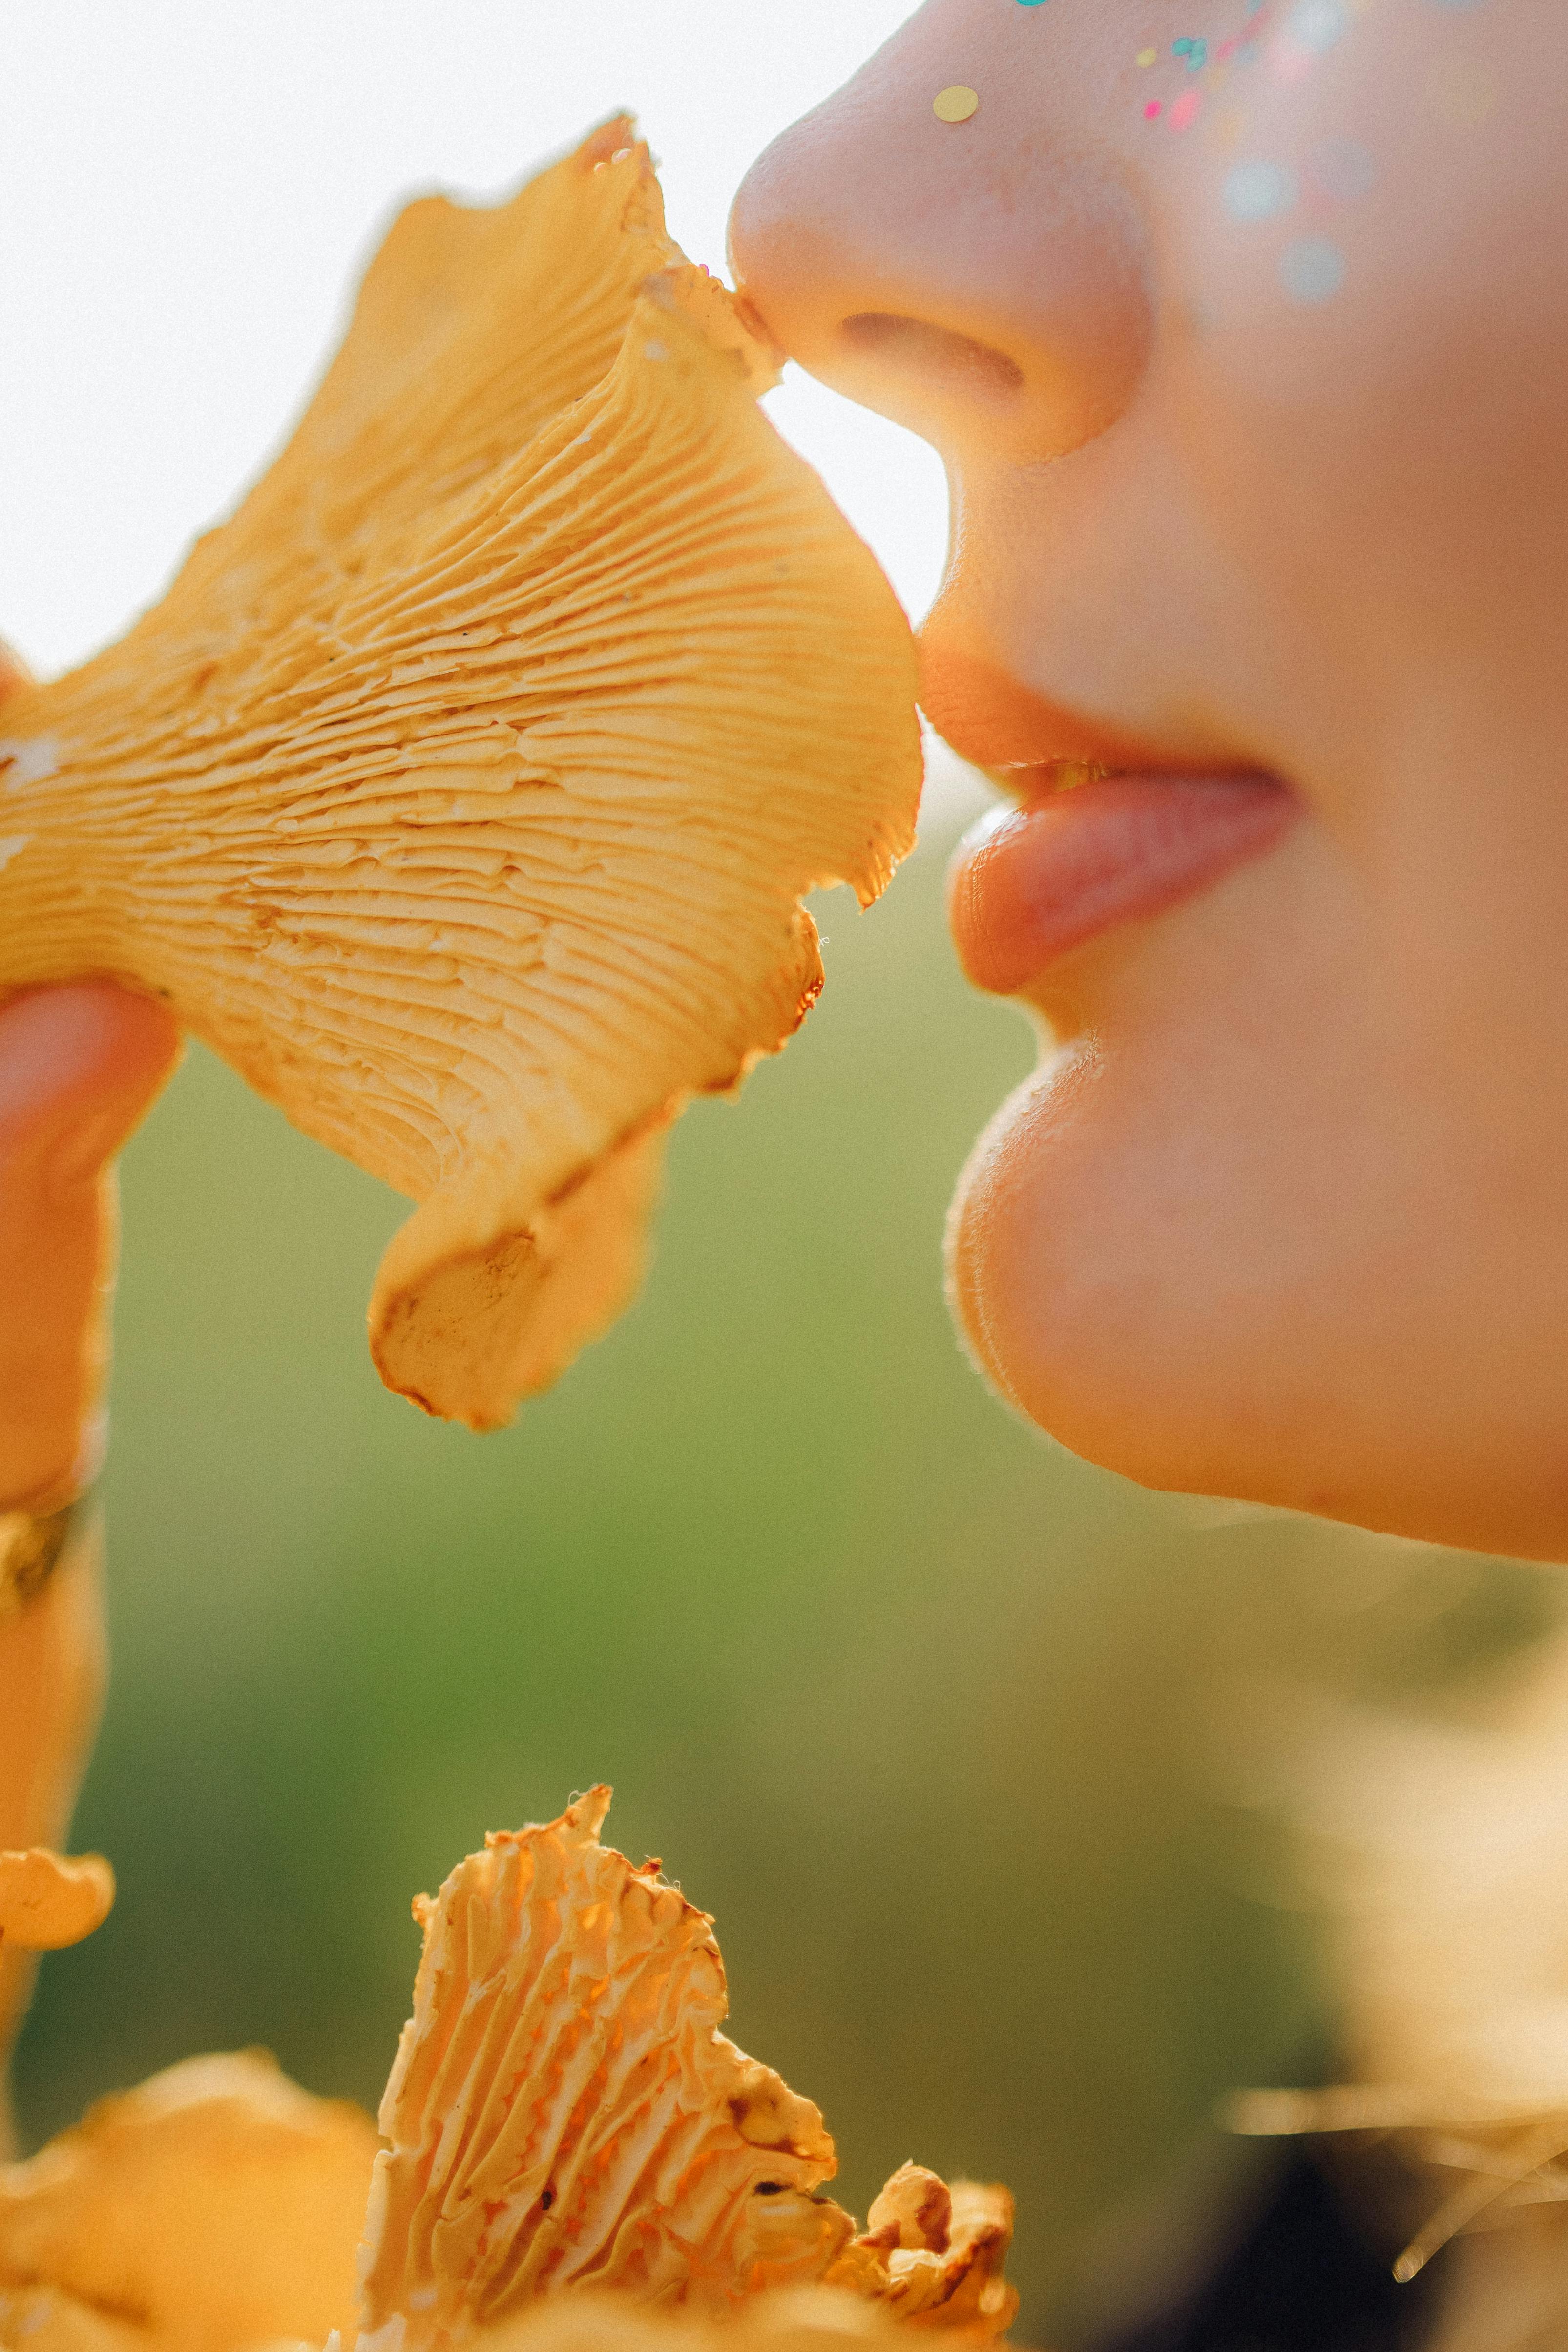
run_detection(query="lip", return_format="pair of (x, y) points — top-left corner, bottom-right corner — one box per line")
(948, 770), (1298, 996)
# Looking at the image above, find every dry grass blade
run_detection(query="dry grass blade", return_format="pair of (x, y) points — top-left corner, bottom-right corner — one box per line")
(1228, 2083), (1568, 2283)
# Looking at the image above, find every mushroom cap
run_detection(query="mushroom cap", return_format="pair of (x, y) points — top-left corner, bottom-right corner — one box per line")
(0, 1849), (114, 1952)
(0, 124), (921, 1427)
(0, 2052), (378, 2352)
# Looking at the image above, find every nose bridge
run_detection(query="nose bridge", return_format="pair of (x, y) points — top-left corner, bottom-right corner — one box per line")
(728, 10), (1155, 465)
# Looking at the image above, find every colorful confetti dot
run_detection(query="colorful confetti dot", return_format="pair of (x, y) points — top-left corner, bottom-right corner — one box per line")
(1280, 236), (1346, 302)
(1136, 45), (1158, 64)
(1288, 0), (1348, 50)
(1145, 98), (1164, 118)
(1169, 87), (1204, 128)
(933, 84), (980, 122)
(1224, 158), (1298, 218)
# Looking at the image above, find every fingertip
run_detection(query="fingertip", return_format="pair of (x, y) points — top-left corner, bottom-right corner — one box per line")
(0, 985), (181, 1160)
(0, 638), (37, 708)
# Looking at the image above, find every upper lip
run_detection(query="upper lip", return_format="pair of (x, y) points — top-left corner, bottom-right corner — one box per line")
(915, 639), (1252, 783)
(1002, 757), (1118, 797)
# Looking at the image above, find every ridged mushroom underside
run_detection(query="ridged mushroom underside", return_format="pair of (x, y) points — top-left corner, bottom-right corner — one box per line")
(358, 1792), (1017, 2349)
(0, 1801), (1015, 2351)
(0, 120), (922, 1428)
(359, 1789), (849, 2342)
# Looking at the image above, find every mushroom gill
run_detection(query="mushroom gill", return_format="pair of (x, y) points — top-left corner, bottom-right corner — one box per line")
(0, 1799), (1016, 2352)
(359, 1791), (1016, 2347)
(0, 122), (922, 1429)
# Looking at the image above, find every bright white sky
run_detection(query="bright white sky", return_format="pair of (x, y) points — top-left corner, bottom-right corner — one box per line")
(0, 1), (948, 682)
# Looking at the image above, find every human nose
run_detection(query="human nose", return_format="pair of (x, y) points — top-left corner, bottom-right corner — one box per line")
(727, 4), (1155, 469)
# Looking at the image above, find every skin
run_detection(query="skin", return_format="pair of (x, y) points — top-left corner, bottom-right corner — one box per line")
(730, 0), (1568, 1558)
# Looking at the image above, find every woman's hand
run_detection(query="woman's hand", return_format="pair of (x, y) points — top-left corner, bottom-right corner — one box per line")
(0, 984), (181, 1515)
(0, 981), (179, 2134)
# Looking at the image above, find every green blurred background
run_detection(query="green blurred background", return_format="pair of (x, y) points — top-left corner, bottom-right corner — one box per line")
(12, 774), (1560, 2343)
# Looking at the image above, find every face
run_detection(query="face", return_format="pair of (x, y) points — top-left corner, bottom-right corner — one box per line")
(731, 0), (1568, 1559)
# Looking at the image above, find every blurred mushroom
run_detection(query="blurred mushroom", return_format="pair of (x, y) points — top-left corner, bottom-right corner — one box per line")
(0, 1849), (113, 1954)
(0, 2052), (378, 2352)
(0, 122), (921, 1428)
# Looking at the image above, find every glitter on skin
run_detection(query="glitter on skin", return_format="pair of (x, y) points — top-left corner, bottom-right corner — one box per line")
(1288, 0), (1349, 49)
(1224, 158), (1299, 217)
(933, 84), (981, 122)
(1280, 235), (1347, 301)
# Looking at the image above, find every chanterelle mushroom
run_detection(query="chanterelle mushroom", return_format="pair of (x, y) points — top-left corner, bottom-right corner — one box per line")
(0, 1849), (114, 1954)
(0, 1798), (1016, 2352)
(360, 1791), (1015, 2347)
(0, 2051), (379, 2352)
(0, 120), (921, 1429)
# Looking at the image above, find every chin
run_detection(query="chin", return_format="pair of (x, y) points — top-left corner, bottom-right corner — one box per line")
(940, 848), (1568, 1566)
(945, 1050), (1568, 1565)
(942, 1042), (1328, 1514)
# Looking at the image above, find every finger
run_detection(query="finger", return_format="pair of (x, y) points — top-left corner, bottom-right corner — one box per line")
(0, 984), (181, 1508)
(0, 640), (35, 705)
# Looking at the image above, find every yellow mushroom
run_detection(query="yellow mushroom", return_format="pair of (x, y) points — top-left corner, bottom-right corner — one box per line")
(0, 121), (921, 1429)
(361, 1791), (1015, 2347)
(0, 2052), (378, 2352)
(0, 1849), (114, 1954)
(0, 1801), (1015, 2352)
(360, 1787), (853, 2336)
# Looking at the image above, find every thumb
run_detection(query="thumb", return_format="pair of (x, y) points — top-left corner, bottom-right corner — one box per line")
(0, 983), (181, 1510)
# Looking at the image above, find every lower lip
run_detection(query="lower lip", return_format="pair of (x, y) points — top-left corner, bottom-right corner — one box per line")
(948, 773), (1297, 996)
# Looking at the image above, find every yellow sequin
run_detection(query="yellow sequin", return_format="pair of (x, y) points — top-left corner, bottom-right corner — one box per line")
(933, 84), (980, 123)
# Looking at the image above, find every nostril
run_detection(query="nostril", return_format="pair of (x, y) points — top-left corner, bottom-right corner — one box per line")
(838, 314), (1025, 404)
